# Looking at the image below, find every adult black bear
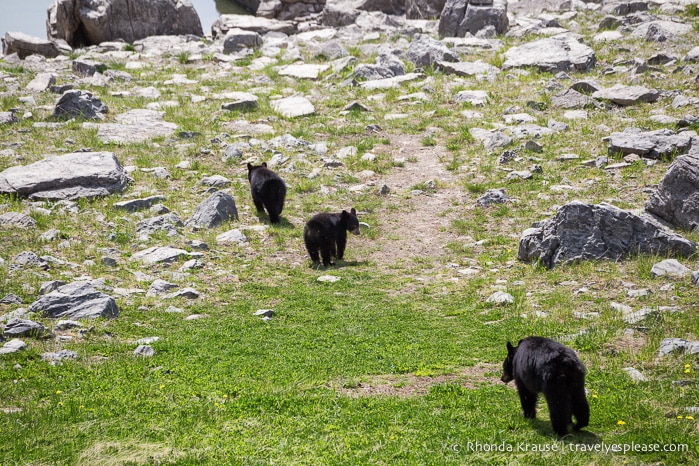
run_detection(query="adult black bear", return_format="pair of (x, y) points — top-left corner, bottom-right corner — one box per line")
(501, 336), (589, 436)
(247, 162), (286, 224)
(303, 208), (360, 267)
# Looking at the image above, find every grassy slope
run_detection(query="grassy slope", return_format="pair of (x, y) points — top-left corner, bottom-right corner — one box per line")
(1, 6), (699, 465)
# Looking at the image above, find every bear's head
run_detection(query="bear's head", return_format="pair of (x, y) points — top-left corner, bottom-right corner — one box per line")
(247, 162), (268, 182)
(341, 208), (360, 235)
(501, 341), (516, 383)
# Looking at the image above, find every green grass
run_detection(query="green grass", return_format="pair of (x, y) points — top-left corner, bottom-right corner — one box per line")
(1, 7), (699, 465)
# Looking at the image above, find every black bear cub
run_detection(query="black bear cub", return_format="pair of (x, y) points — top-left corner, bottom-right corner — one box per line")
(304, 208), (360, 267)
(501, 336), (589, 437)
(247, 162), (286, 224)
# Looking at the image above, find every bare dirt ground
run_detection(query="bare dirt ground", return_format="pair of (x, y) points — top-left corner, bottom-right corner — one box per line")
(335, 363), (502, 398)
(366, 133), (471, 268)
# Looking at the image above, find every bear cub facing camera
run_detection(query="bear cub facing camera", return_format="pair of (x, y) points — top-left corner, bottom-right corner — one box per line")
(304, 208), (360, 267)
(501, 336), (589, 437)
(247, 163), (286, 224)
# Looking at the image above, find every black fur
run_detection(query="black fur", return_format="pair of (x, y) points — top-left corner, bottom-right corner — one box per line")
(501, 336), (589, 437)
(247, 162), (286, 224)
(303, 208), (360, 267)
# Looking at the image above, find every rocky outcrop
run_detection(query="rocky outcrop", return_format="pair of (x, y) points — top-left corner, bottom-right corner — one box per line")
(2, 32), (67, 58)
(0, 152), (132, 201)
(211, 15), (296, 38)
(518, 201), (696, 268)
(29, 281), (120, 319)
(646, 153), (699, 231)
(47, 0), (203, 47)
(439, 0), (508, 38)
(606, 128), (693, 159)
(406, 0), (445, 20)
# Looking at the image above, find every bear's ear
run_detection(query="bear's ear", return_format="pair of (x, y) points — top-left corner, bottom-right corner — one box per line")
(247, 163), (253, 170)
(262, 162), (267, 167)
(350, 207), (356, 215)
(341, 210), (349, 218)
(506, 341), (515, 355)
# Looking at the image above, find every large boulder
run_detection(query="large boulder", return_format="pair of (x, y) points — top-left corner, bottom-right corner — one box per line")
(606, 128), (693, 159)
(185, 191), (239, 229)
(646, 153), (699, 231)
(0, 151), (132, 201)
(52, 90), (108, 120)
(47, 0), (203, 47)
(406, 34), (459, 68)
(29, 281), (119, 319)
(518, 201), (696, 269)
(503, 36), (596, 72)
(439, 0), (508, 38)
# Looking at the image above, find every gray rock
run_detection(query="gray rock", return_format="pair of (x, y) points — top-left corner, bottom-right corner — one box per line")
(358, 73), (425, 90)
(220, 92), (258, 112)
(455, 90), (489, 106)
(503, 36), (595, 72)
(146, 279), (178, 297)
(95, 109), (178, 144)
(25, 72), (57, 93)
(134, 345), (156, 356)
(0, 294), (23, 305)
(3, 318), (47, 338)
(353, 64), (396, 81)
(0, 112), (18, 125)
(551, 88), (604, 109)
(55, 320), (82, 331)
(685, 46), (699, 62)
(278, 63), (331, 80)
(186, 191), (238, 229)
(0, 212), (37, 229)
(114, 195), (167, 212)
(137, 213), (184, 240)
(658, 338), (699, 357)
(0, 339), (27, 355)
(72, 59), (105, 77)
(52, 90), (108, 120)
(486, 291), (514, 305)
(216, 228), (248, 245)
(646, 153), (699, 230)
(164, 288), (200, 299)
(270, 96), (315, 118)
(39, 281), (67, 295)
(623, 367), (648, 382)
(602, 1), (648, 15)
(321, 3), (361, 27)
(42, 349), (78, 362)
(607, 128), (692, 159)
(406, 0), (445, 19)
(406, 34), (459, 68)
(200, 175), (232, 188)
(439, 0), (508, 38)
(132, 246), (189, 265)
(518, 201), (696, 269)
(477, 188), (509, 206)
(592, 84), (659, 106)
(179, 259), (204, 271)
(11, 252), (49, 270)
(376, 53), (405, 76)
(0, 151), (131, 201)
(435, 60), (500, 80)
(212, 14), (295, 39)
(223, 28), (263, 53)
(48, 0), (203, 47)
(650, 259), (691, 279)
(29, 281), (119, 319)
(2, 32), (63, 59)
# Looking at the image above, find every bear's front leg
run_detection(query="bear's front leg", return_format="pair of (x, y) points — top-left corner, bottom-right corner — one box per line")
(517, 386), (538, 419)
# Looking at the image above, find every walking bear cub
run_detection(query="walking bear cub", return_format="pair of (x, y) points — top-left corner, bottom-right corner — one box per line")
(247, 162), (286, 224)
(304, 208), (360, 267)
(501, 336), (589, 436)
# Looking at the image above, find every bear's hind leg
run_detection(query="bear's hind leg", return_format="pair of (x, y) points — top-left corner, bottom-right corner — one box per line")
(320, 244), (334, 267)
(571, 385), (589, 430)
(516, 384), (538, 419)
(544, 385), (572, 436)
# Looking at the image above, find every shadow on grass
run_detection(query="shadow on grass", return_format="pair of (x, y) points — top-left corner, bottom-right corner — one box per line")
(308, 260), (370, 270)
(528, 418), (601, 444)
(255, 213), (295, 229)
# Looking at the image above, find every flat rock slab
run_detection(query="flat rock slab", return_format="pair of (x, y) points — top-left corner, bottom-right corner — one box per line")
(592, 85), (659, 106)
(91, 109), (177, 144)
(518, 201), (696, 268)
(132, 246), (189, 265)
(212, 14), (296, 38)
(359, 73), (425, 90)
(0, 151), (132, 201)
(0, 339), (27, 355)
(606, 128), (692, 159)
(219, 92), (258, 111)
(503, 36), (596, 72)
(435, 60), (500, 80)
(0, 212), (37, 229)
(270, 96), (315, 118)
(29, 281), (119, 319)
(3, 318), (47, 338)
(114, 195), (167, 212)
(278, 64), (330, 79)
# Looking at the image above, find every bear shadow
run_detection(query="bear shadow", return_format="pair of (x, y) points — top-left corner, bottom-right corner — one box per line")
(257, 214), (295, 229)
(309, 259), (369, 270)
(528, 418), (600, 444)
